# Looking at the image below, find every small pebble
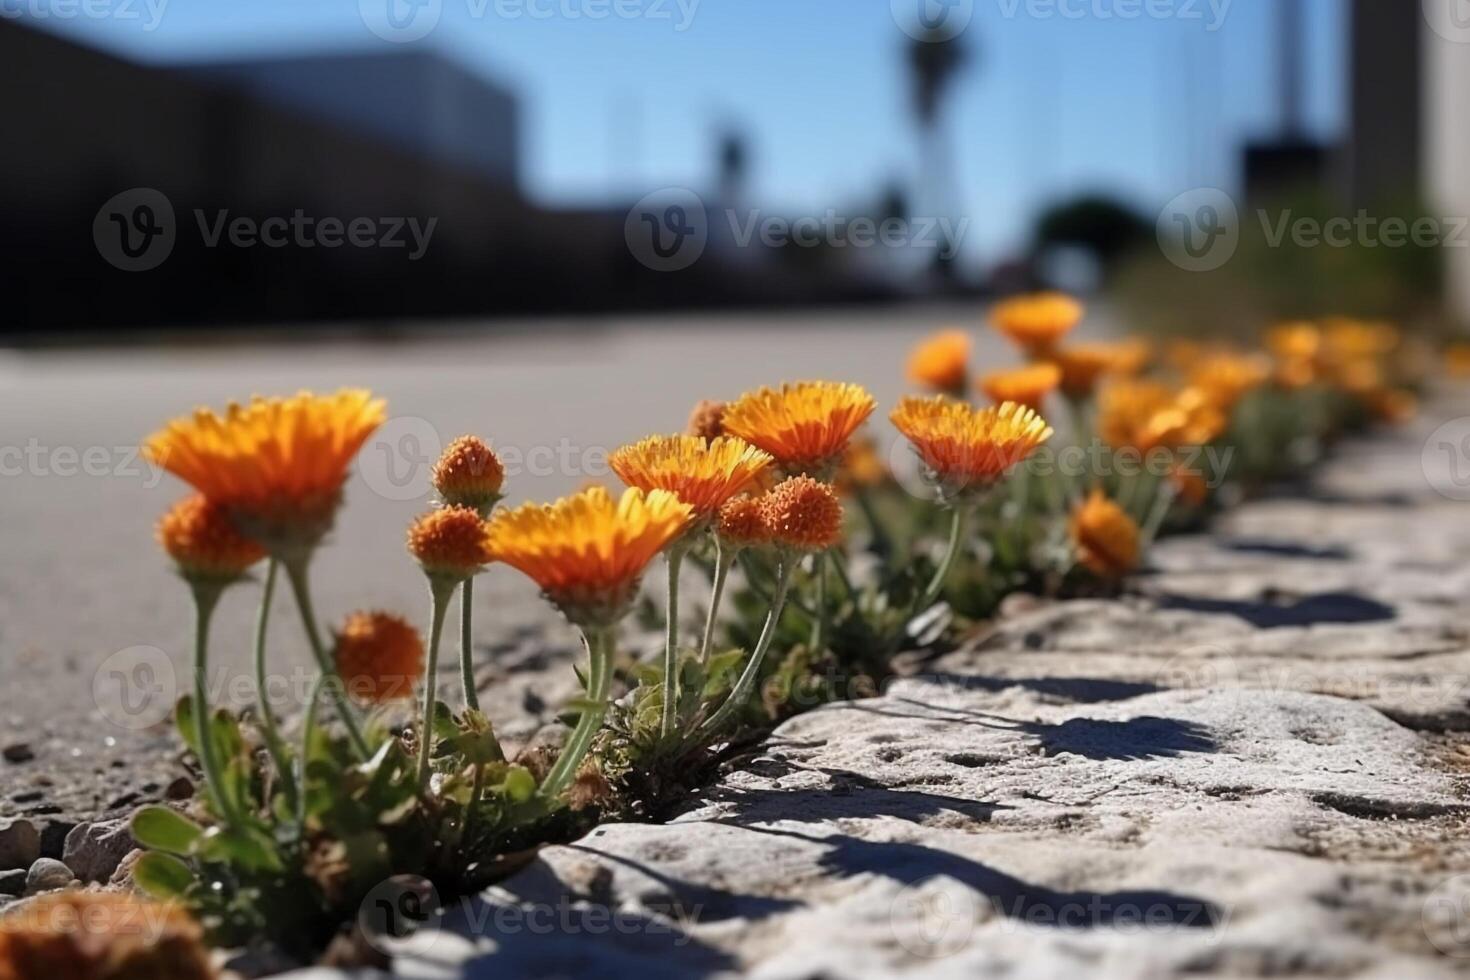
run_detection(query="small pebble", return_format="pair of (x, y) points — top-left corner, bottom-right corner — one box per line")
(2, 743), (34, 764)
(24, 857), (75, 896)
(165, 777), (195, 800)
(0, 868), (26, 896)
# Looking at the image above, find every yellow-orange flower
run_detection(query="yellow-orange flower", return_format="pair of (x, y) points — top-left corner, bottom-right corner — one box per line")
(759, 476), (843, 552)
(0, 891), (215, 980)
(990, 292), (1083, 354)
(891, 396), (1053, 500)
(433, 435), (505, 514)
(715, 496), (770, 549)
(1266, 322), (1325, 389)
(1107, 337), (1154, 377)
(722, 381), (876, 474)
(1323, 317), (1399, 360)
(1098, 381), (1225, 455)
(687, 399), (727, 440)
(143, 389), (385, 555)
(609, 434), (774, 522)
(1188, 353), (1270, 412)
(407, 505), (492, 581)
(484, 486), (693, 626)
(156, 494), (266, 582)
(1047, 344), (1118, 399)
(906, 330), (971, 393)
(1070, 489), (1139, 578)
(979, 362), (1061, 414)
(334, 611), (424, 705)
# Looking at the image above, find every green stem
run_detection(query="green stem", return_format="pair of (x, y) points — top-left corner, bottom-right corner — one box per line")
(282, 557), (371, 760)
(296, 674), (325, 834)
(914, 505), (969, 614)
(698, 542), (735, 664)
(661, 542), (689, 737)
(1140, 480), (1178, 549)
(541, 629), (613, 799)
(459, 577), (480, 712)
(189, 584), (236, 826)
(810, 551), (829, 654)
(698, 559), (795, 738)
(739, 551), (819, 619)
(417, 580), (455, 789)
(252, 559), (298, 812)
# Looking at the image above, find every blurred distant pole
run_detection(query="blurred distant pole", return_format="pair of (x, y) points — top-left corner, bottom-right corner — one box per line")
(907, 28), (970, 275)
(717, 128), (749, 211)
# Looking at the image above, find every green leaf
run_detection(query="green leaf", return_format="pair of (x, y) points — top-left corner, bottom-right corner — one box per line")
(196, 825), (284, 874)
(130, 806), (204, 856)
(174, 696), (200, 755)
(132, 852), (196, 899)
(500, 766), (536, 803)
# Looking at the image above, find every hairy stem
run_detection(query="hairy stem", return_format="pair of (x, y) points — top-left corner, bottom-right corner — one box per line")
(459, 577), (480, 712)
(541, 629), (613, 799)
(914, 504), (969, 614)
(189, 584), (236, 825)
(416, 580), (454, 789)
(698, 541), (735, 664)
(810, 551), (829, 654)
(252, 559), (298, 812)
(698, 559), (795, 739)
(661, 542), (689, 737)
(282, 557), (371, 759)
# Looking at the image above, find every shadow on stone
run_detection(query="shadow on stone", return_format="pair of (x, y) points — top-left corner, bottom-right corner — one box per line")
(1220, 538), (1351, 561)
(911, 672), (1165, 704)
(745, 827), (1222, 930)
(1156, 591), (1394, 629)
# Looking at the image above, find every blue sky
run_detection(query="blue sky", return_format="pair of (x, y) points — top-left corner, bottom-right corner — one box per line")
(18, 0), (1344, 258)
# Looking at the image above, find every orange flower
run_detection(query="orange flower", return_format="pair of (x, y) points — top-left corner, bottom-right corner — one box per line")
(156, 494), (266, 583)
(1047, 344), (1119, 399)
(722, 381), (876, 475)
(1266, 322), (1325, 389)
(0, 891), (215, 980)
(759, 476), (843, 552)
(890, 396), (1053, 500)
(1445, 342), (1470, 379)
(485, 486), (693, 627)
(1070, 489), (1140, 578)
(334, 611), (425, 705)
(609, 434), (773, 522)
(433, 435), (505, 514)
(1188, 353), (1270, 412)
(906, 330), (971, 393)
(143, 389), (385, 555)
(715, 496), (770, 550)
(1098, 381), (1225, 455)
(407, 505), (491, 581)
(1323, 317), (1399, 360)
(990, 292), (1083, 354)
(979, 362), (1061, 414)
(687, 399), (727, 440)
(1107, 337), (1154, 377)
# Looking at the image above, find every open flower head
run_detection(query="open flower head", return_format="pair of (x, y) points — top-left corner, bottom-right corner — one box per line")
(485, 486), (693, 627)
(891, 396), (1053, 502)
(609, 434), (773, 523)
(156, 494), (266, 584)
(687, 399), (728, 440)
(714, 496), (770, 550)
(906, 330), (971, 393)
(990, 292), (1083, 353)
(334, 611), (424, 705)
(1188, 352), (1270, 411)
(143, 389), (385, 557)
(407, 505), (492, 582)
(1047, 344), (1120, 399)
(759, 476), (843, 552)
(722, 381), (876, 475)
(1098, 381), (1225, 455)
(1070, 489), (1140, 578)
(433, 435), (505, 515)
(979, 362), (1061, 414)
(0, 891), (216, 980)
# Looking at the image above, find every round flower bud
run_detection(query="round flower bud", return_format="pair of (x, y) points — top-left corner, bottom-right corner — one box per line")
(407, 505), (491, 582)
(157, 494), (266, 583)
(432, 435), (505, 515)
(715, 496), (770, 550)
(334, 611), (425, 705)
(687, 399), (727, 440)
(759, 476), (843, 552)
